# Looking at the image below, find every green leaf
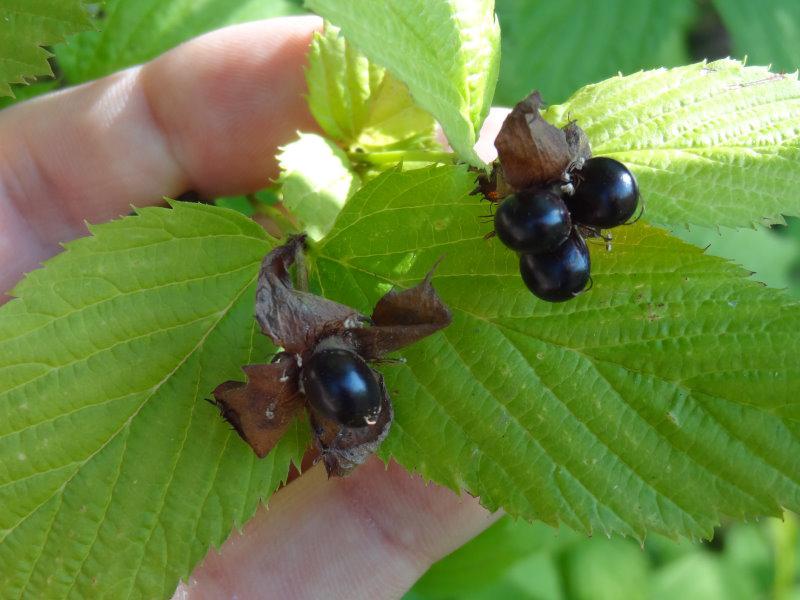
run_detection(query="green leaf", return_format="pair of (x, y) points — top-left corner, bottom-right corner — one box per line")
(306, 24), (435, 151)
(55, 0), (305, 84)
(0, 0), (93, 97)
(0, 202), (309, 598)
(560, 538), (651, 600)
(313, 164), (800, 540)
(0, 79), (57, 109)
(671, 224), (800, 292)
(278, 132), (360, 240)
(712, 0), (800, 73)
(411, 516), (573, 598)
(650, 553), (755, 600)
(494, 0), (696, 105)
(305, 0), (500, 167)
(543, 59), (800, 230)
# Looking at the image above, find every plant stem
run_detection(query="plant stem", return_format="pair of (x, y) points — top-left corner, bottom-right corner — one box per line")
(348, 150), (457, 166)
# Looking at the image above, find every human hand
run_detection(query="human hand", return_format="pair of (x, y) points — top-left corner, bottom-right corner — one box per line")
(0, 16), (500, 599)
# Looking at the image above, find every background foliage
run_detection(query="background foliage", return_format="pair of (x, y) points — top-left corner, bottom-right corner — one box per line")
(1, 0), (800, 598)
(0, 0), (93, 97)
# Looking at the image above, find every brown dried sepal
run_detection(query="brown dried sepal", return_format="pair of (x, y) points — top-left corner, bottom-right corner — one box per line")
(255, 235), (366, 354)
(351, 267), (453, 360)
(309, 372), (394, 477)
(212, 237), (453, 476)
(493, 91), (592, 192)
(563, 120), (592, 161)
(212, 356), (302, 458)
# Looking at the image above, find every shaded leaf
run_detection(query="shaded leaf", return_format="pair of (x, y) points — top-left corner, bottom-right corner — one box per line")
(494, 0), (696, 105)
(712, 0), (800, 73)
(0, 79), (56, 108)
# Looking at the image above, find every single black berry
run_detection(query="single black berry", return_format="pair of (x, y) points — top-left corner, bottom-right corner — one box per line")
(494, 189), (572, 254)
(567, 157), (639, 228)
(519, 229), (590, 302)
(301, 347), (381, 428)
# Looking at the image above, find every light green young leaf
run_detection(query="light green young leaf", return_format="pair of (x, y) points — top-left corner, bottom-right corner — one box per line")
(0, 0), (93, 96)
(278, 132), (360, 240)
(306, 24), (435, 150)
(314, 165), (800, 540)
(0, 202), (309, 599)
(494, 0), (696, 105)
(55, 0), (305, 84)
(305, 0), (500, 167)
(543, 59), (800, 230)
(712, 0), (800, 73)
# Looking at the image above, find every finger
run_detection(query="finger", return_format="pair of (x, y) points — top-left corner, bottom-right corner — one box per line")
(475, 107), (511, 163)
(0, 16), (320, 296)
(175, 459), (498, 600)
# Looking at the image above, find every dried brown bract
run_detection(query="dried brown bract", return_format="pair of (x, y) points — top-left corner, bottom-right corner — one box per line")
(213, 235), (452, 476)
(489, 91), (592, 196)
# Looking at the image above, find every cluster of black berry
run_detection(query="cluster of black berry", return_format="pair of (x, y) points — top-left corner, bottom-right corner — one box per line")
(493, 157), (640, 302)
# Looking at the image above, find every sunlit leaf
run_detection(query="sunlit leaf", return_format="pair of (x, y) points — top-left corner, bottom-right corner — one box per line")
(544, 60), (800, 229)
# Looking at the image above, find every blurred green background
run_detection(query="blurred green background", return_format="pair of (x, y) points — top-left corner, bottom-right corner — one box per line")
(409, 514), (799, 600)
(4, 0), (799, 597)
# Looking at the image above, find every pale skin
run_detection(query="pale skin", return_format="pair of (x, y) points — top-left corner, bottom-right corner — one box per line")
(0, 16), (507, 599)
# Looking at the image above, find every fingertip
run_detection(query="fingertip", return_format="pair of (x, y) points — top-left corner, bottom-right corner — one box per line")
(179, 458), (498, 600)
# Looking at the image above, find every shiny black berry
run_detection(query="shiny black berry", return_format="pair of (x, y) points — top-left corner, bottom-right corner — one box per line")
(494, 189), (572, 254)
(567, 157), (639, 228)
(519, 229), (590, 302)
(301, 347), (381, 428)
